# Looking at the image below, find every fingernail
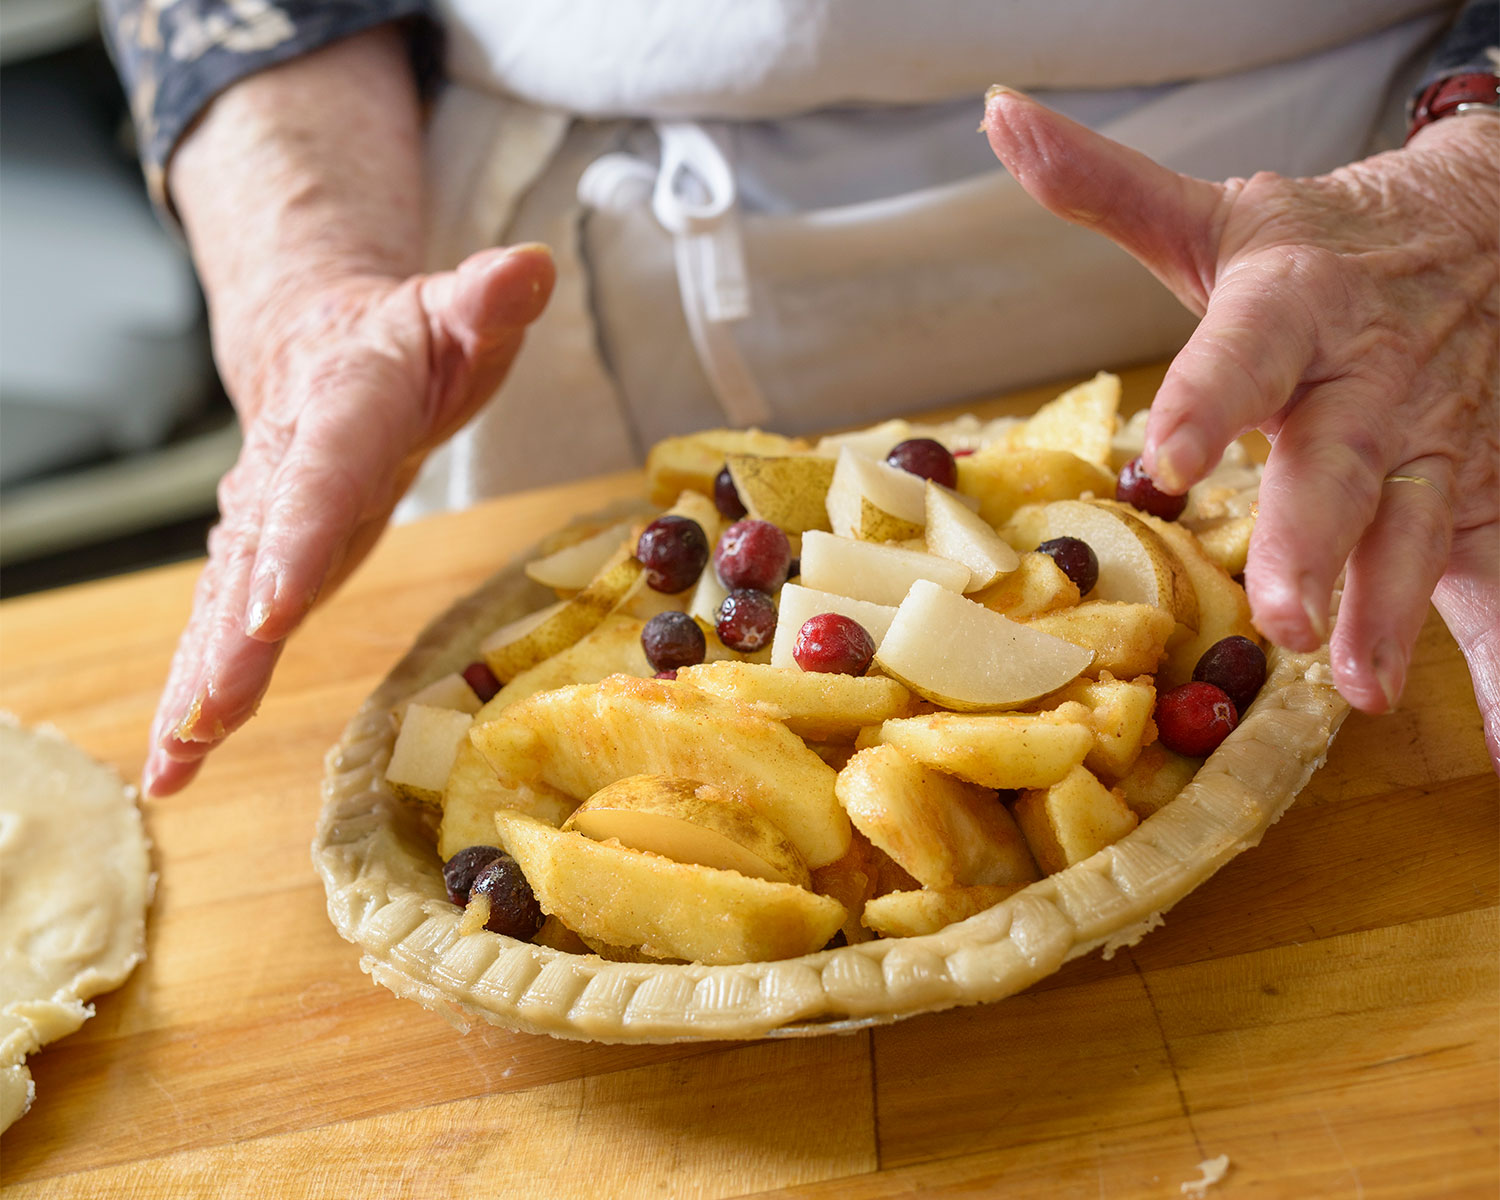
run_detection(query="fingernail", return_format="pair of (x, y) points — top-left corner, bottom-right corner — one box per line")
(508, 242), (552, 260)
(985, 83), (1030, 104)
(1153, 430), (1205, 493)
(1299, 574), (1330, 642)
(169, 690), (207, 743)
(1372, 638), (1404, 710)
(244, 568), (275, 636)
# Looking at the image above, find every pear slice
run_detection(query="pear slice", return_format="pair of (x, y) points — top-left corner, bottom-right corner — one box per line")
(563, 774), (811, 888)
(798, 530), (970, 607)
(480, 554), (645, 682)
(725, 454), (837, 534)
(923, 482), (1020, 592)
(769, 583), (897, 669)
(492, 809), (845, 964)
(825, 448), (928, 541)
(524, 519), (633, 591)
(392, 672), (481, 723)
(645, 427), (807, 506)
(873, 579), (1092, 710)
(814, 418), (914, 461)
(1040, 500), (1198, 630)
(384, 703), (474, 807)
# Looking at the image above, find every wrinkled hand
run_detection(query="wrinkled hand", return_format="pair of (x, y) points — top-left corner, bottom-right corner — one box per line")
(143, 245), (556, 796)
(984, 90), (1500, 765)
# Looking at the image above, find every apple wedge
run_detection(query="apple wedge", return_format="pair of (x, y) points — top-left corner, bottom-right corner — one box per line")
(835, 744), (1039, 889)
(480, 554), (645, 682)
(1038, 674), (1158, 780)
(799, 530), (970, 607)
(866, 707), (1095, 789)
(770, 584), (897, 669)
(492, 809), (845, 963)
(1040, 500), (1198, 630)
(470, 676), (850, 867)
(981, 371), (1120, 466)
(825, 447), (928, 541)
(1012, 764), (1138, 875)
(862, 883), (1027, 939)
(437, 739), (576, 860)
(674, 660), (914, 741)
(524, 519), (633, 591)
(1025, 601), (1175, 678)
(725, 454), (837, 534)
(1112, 742), (1201, 820)
(957, 448), (1116, 528)
(923, 481), (1020, 591)
(563, 774), (811, 887)
(645, 428), (807, 506)
(872, 580), (1092, 710)
(384, 703), (475, 807)
(972, 550), (1080, 619)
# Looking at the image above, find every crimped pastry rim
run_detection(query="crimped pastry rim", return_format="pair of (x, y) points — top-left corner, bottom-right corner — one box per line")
(312, 541), (1347, 1043)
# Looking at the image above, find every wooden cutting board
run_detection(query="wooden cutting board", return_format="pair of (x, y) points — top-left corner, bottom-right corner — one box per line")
(1, 365), (1494, 1199)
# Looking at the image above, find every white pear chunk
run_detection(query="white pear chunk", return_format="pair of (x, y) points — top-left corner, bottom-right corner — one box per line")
(814, 418), (914, 461)
(1039, 500), (1198, 630)
(770, 583), (897, 669)
(873, 580), (1092, 710)
(384, 704), (474, 807)
(798, 530), (970, 607)
(524, 520), (633, 590)
(563, 774), (811, 888)
(688, 564), (730, 629)
(493, 809), (845, 964)
(923, 482), (1020, 592)
(392, 672), (481, 723)
(825, 448), (928, 539)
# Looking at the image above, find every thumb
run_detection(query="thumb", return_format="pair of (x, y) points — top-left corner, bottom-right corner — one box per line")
(983, 86), (1225, 313)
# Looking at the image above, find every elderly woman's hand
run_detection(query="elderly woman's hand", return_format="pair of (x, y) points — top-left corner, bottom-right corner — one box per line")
(984, 90), (1499, 762)
(143, 247), (555, 797)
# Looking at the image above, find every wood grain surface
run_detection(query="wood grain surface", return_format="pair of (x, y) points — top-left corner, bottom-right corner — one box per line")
(1, 365), (1494, 1199)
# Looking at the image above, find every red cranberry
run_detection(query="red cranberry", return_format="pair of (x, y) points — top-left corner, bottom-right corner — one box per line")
(636, 515), (710, 593)
(442, 845), (503, 906)
(654, 668), (679, 680)
(641, 611), (706, 672)
(716, 589), (778, 653)
(713, 519), (791, 592)
(713, 466), (747, 520)
(1156, 682), (1238, 757)
(793, 613), (875, 675)
(1116, 456), (1187, 521)
(470, 855), (545, 939)
(461, 660), (502, 703)
(1036, 536), (1099, 595)
(953, 448), (975, 458)
(886, 437), (958, 489)
(1192, 635), (1267, 715)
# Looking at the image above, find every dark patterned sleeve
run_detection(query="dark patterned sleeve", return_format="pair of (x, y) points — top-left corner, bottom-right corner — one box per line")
(1415, 0), (1499, 92)
(101, 1), (440, 211)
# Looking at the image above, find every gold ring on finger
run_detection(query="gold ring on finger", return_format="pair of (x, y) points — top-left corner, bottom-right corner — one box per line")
(1382, 472), (1454, 520)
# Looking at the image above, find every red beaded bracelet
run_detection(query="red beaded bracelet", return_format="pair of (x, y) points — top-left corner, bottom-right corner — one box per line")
(1406, 71), (1500, 144)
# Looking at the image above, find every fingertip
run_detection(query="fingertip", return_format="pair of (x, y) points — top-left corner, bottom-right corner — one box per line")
(143, 753), (202, 797)
(453, 244), (556, 329)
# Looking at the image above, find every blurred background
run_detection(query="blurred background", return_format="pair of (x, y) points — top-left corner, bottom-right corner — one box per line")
(0, 0), (235, 598)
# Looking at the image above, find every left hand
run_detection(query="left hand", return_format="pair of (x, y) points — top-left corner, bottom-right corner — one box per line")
(983, 89), (1499, 763)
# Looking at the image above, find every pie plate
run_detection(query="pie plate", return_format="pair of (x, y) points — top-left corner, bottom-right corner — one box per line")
(311, 528), (1349, 1043)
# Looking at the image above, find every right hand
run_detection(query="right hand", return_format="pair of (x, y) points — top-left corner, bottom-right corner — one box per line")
(143, 244), (555, 796)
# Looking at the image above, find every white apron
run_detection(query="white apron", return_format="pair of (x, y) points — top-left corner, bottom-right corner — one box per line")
(399, 0), (1450, 518)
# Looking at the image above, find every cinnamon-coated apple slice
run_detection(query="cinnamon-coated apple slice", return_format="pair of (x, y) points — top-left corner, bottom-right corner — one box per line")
(563, 774), (811, 888)
(872, 580), (1092, 710)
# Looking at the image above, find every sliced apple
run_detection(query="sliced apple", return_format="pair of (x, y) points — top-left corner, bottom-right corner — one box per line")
(1182, 513), (1255, 576)
(1112, 742), (1201, 820)
(923, 481), (1020, 591)
(437, 739), (576, 860)
(480, 554), (645, 682)
(470, 676), (849, 867)
(1038, 674), (1158, 780)
(492, 809), (845, 963)
(873, 580), (1092, 710)
(384, 703), (475, 808)
(835, 744), (1039, 889)
(957, 448), (1116, 528)
(825, 448), (928, 541)
(524, 519), (633, 591)
(809, 830), (880, 944)
(982, 371), (1120, 466)
(645, 427), (807, 506)
(1040, 500), (1198, 630)
(866, 706), (1095, 789)
(563, 774), (811, 887)
(770, 583), (897, 669)
(392, 672), (481, 723)
(1012, 764), (1138, 875)
(862, 883), (1027, 939)
(1025, 601), (1175, 678)
(725, 454), (837, 534)
(674, 660), (914, 741)
(798, 530), (969, 607)
(972, 550), (1080, 619)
